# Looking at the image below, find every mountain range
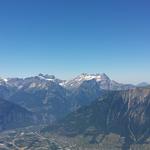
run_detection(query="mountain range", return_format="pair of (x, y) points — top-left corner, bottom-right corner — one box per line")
(0, 73), (150, 149)
(0, 73), (149, 124)
(0, 74), (131, 120)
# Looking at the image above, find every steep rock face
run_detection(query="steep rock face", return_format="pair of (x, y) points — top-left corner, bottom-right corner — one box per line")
(68, 79), (103, 110)
(121, 88), (150, 141)
(48, 88), (150, 144)
(0, 98), (38, 131)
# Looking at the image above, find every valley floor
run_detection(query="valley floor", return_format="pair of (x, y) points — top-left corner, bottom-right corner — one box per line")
(0, 126), (150, 150)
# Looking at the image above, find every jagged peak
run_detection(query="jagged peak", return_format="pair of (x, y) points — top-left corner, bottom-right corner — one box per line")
(61, 73), (111, 89)
(38, 73), (56, 80)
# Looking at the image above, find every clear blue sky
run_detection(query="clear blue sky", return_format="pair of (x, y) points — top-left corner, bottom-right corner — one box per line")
(0, 0), (150, 83)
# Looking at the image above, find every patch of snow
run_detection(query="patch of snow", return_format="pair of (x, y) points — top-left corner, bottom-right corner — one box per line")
(29, 83), (37, 88)
(3, 78), (8, 82)
(74, 73), (107, 82)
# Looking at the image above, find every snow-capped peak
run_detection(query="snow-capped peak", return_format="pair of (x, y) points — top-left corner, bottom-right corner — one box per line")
(77, 73), (109, 82)
(62, 73), (110, 89)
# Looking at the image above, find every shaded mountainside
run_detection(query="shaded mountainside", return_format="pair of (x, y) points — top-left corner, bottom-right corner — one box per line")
(136, 82), (150, 87)
(0, 75), (70, 123)
(8, 81), (70, 123)
(44, 88), (150, 146)
(68, 79), (104, 110)
(0, 98), (39, 131)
